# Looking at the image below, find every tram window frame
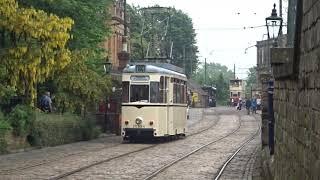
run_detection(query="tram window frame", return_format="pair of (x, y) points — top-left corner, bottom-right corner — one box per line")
(130, 84), (149, 102)
(122, 81), (129, 103)
(150, 82), (160, 103)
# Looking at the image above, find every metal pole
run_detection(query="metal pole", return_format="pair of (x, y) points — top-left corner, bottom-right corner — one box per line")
(183, 46), (186, 73)
(268, 80), (275, 155)
(234, 64), (236, 79)
(190, 57), (192, 76)
(204, 58), (207, 84)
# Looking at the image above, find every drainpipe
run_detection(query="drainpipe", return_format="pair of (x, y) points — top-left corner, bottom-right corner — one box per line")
(268, 80), (275, 155)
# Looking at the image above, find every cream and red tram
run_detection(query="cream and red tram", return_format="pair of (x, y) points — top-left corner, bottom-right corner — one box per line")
(121, 64), (188, 140)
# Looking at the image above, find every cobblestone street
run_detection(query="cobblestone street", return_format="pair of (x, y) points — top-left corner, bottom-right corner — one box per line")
(0, 107), (262, 180)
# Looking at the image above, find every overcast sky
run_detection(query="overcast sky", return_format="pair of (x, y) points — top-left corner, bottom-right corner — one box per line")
(127, 0), (285, 78)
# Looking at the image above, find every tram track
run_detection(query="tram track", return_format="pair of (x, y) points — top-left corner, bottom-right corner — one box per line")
(0, 109), (215, 176)
(213, 116), (261, 180)
(48, 109), (220, 180)
(0, 109), (219, 179)
(144, 113), (260, 180)
(142, 114), (242, 180)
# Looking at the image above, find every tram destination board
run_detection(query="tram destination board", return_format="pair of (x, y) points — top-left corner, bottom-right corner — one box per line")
(135, 65), (146, 73)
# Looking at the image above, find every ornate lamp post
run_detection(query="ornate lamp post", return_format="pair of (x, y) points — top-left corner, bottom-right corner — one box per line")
(265, 3), (283, 46)
(265, 3), (283, 155)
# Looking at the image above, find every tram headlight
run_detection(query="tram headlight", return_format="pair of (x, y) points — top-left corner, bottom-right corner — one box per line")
(125, 121), (129, 125)
(149, 121), (154, 126)
(135, 117), (142, 125)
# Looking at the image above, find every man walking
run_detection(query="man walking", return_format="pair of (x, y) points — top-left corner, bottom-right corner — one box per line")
(245, 98), (251, 115)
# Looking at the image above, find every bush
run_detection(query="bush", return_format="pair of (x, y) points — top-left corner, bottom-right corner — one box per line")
(29, 112), (101, 147)
(7, 105), (35, 136)
(0, 112), (12, 154)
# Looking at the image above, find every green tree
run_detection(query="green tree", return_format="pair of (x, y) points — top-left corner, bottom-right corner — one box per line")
(245, 66), (257, 96)
(128, 6), (199, 77)
(193, 62), (233, 105)
(53, 51), (111, 113)
(17, 0), (112, 51)
(0, 0), (73, 105)
(14, 0), (113, 110)
(215, 73), (229, 104)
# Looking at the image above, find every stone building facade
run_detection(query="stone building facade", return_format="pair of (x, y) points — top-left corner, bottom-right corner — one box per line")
(270, 0), (320, 179)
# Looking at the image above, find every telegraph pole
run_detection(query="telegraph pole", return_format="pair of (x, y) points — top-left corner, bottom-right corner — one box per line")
(183, 46), (186, 73)
(204, 58), (207, 84)
(234, 64), (236, 79)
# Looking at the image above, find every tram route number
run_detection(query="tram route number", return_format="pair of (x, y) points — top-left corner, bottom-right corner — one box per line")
(133, 124), (145, 128)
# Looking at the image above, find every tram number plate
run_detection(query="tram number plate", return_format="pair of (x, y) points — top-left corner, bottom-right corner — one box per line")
(133, 124), (145, 128)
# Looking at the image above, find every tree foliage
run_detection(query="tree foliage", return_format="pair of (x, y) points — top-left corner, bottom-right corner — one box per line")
(53, 51), (111, 112)
(0, 0), (73, 104)
(17, 0), (112, 51)
(193, 63), (233, 104)
(245, 66), (257, 96)
(128, 6), (199, 77)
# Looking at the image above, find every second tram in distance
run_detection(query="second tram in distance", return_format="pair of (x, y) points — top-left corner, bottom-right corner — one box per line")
(121, 64), (188, 141)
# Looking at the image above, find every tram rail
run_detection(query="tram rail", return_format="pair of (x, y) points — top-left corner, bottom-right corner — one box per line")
(4, 109), (214, 180)
(214, 116), (261, 180)
(143, 114), (242, 180)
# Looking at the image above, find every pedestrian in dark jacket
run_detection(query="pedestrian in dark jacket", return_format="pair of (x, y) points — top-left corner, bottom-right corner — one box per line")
(39, 91), (52, 112)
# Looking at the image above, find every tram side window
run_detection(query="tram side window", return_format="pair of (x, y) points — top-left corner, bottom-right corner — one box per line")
(159, 76), (167, 103)
(181, 82), (185, 104)
(130, 85), (149, 102)
(173, 79), (177, 103)
(176, 82), (181, 103)
(150, 82), (160, 103)
(122, 81), (129, 103)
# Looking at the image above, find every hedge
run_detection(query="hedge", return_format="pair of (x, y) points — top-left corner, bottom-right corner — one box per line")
(0, 119), (11, 154)
(29, 112), (101, 147)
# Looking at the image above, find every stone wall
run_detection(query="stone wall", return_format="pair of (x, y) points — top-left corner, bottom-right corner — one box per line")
(273, 0), (320, 179)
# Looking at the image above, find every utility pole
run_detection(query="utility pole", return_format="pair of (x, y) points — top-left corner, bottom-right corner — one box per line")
(183, 46), (186, 73)
(234, 64), (236, 79)
(190, 57), (192, 77)
(204, 58), (207, 85)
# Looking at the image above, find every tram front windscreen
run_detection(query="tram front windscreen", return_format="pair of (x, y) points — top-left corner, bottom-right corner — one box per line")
(130, 85), (149, 102)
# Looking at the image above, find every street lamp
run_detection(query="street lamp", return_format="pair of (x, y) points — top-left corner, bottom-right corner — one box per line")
(265, 3), (283, 43)
(265, 3), (282, 156)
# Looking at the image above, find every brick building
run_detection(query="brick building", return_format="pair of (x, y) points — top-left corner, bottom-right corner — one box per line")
(268, 0), (320, 179)
(104, 0), (130, 73)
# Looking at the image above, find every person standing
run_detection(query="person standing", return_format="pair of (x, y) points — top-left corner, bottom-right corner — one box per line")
(251, 98), (257, 114)
(39, 91), (53, 112)
(245, 98), (252, 115)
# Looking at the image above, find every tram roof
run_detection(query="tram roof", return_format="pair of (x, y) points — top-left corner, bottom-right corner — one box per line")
(123, 64), (186, 78)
